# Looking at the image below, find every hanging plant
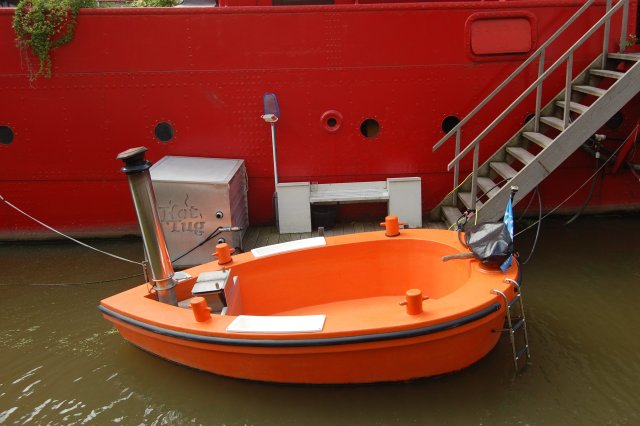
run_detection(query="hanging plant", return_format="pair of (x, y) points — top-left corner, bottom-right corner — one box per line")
(620, 34), (638, 50)
(131, 0), (179, 6)
(12, 0), (96, 80)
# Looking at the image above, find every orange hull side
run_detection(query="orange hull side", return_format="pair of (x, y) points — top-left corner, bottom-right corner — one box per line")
(106, 312), (504, 383)
(100, 229), (520, 383)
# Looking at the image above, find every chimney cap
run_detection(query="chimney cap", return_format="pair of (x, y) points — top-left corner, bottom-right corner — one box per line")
(117, 146), (151, 175)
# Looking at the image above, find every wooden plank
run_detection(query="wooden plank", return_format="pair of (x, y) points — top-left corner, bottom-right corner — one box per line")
(352, 222), (365, 234)
(489, 162), (518, 180)
(608, 52), (640, 61)
(522, 132), (553, 149)
(243, 219), (446, 250)
(477, 177), (500, 198)
(506, 147), (536, 166)
(556, 101), (589, 115)
(342, 222), (356, 236)
(254, 226), (274, 249)
(265, 227), (280, 246)
(590, 69), (625, 79)
(425, 221), (447, 230)
(324, 224), (344, 237)
(310, 189), (389, 203)
(241, 226), (260, 251)
(457, 192), (483, 210)
(363, 221), (379, 232)
(573, 85), (606, 97)
(278, 233), (297, 243)
(540, 116), (565, 131)
(310, 182), (389, 203)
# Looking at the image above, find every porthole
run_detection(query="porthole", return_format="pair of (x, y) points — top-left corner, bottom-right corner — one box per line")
(154, 122), (174, 143)
(0, 126), (14, 145)
(320, 110), (343, 133)
(360, 118), (380, 139)
(441, 116), (460, 134)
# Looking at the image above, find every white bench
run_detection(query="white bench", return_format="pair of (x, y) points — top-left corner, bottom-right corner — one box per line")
(276, 177), (422, 233)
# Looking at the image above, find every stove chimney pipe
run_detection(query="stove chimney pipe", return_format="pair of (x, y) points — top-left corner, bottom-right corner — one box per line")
(117, 147), (177, 306)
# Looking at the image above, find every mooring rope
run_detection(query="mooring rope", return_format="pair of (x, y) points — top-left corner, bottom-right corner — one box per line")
(0, 273), (144, 287)
(0, 195), (143, 266)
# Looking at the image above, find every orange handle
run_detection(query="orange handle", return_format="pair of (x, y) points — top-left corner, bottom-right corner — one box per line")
(401, 289), (429, 315)
(212, 243), (235, 265)
(190, 297), (212, 322)
(379, 215), (404, 237)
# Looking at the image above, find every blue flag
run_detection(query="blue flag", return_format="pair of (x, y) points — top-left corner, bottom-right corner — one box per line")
(500, 196), (514, 272)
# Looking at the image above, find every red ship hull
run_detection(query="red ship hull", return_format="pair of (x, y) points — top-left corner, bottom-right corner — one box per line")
(0, 1), (639, 239)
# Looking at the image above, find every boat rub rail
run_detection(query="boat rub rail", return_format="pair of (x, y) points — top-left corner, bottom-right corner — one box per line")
(99, 301), (503, 347)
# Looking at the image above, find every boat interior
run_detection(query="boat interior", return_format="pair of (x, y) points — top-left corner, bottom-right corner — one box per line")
(119, 231), (516, 335)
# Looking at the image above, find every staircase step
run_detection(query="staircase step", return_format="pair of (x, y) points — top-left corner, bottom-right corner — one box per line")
(540, 116), (565, 131)
(477, 177), (500, 198)
(442, 206), (463, 227)
(556, 100), (589, 115)
(590, 68), (625, 79)
(608, 52), (640, 61)
(490, 162), (518, 180)
(506, 147), (536, 165)
(522, 132), (554, 148)
(458, 192), (483, 210)
(573, 85), (606, 97)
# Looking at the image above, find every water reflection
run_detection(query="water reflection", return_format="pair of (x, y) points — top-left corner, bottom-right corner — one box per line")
(1, 216), (639, 424)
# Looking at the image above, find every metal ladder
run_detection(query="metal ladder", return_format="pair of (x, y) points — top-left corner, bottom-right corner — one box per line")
(492, 278), (531, 372)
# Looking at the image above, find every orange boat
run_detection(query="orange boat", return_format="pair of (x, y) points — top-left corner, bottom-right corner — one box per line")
(100, 225), (522, 384)
(99, 147), (524, 384)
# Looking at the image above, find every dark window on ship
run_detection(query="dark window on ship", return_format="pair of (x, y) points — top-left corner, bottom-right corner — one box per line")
(155, 122), (174, 143)
(441, 116), (460, 134)
(0, 126), (14, 145)
(360, 119), (380, 139)
(272, 0), (334, 5)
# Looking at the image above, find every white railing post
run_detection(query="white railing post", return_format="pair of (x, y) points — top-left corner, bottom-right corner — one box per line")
(563, 53), (574, 129)
(620, 0), (629, 52)
(534, 49), (546, 133)
(453, 129), (461, 204)
(602, 0), (613, 68)
(470, 145), (479, 211)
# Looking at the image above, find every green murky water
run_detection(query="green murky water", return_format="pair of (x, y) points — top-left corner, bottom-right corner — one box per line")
(1, 215), (639, 425)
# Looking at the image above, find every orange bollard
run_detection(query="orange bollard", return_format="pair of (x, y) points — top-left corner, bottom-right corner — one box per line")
(190, 297), (212, 322)
(379, 215), (404, 237)
(402, 289), (429, 315)
(213, 243), (235, 265)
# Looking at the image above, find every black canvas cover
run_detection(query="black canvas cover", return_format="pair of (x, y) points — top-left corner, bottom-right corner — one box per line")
(462, 222), (513, 269)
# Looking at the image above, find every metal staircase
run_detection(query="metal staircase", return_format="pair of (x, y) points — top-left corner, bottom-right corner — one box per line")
(432, 0), (640, 226)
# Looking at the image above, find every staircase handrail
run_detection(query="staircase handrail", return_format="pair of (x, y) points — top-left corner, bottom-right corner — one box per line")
(432, 0), (596, 153)
(446, 0), (628, 171)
